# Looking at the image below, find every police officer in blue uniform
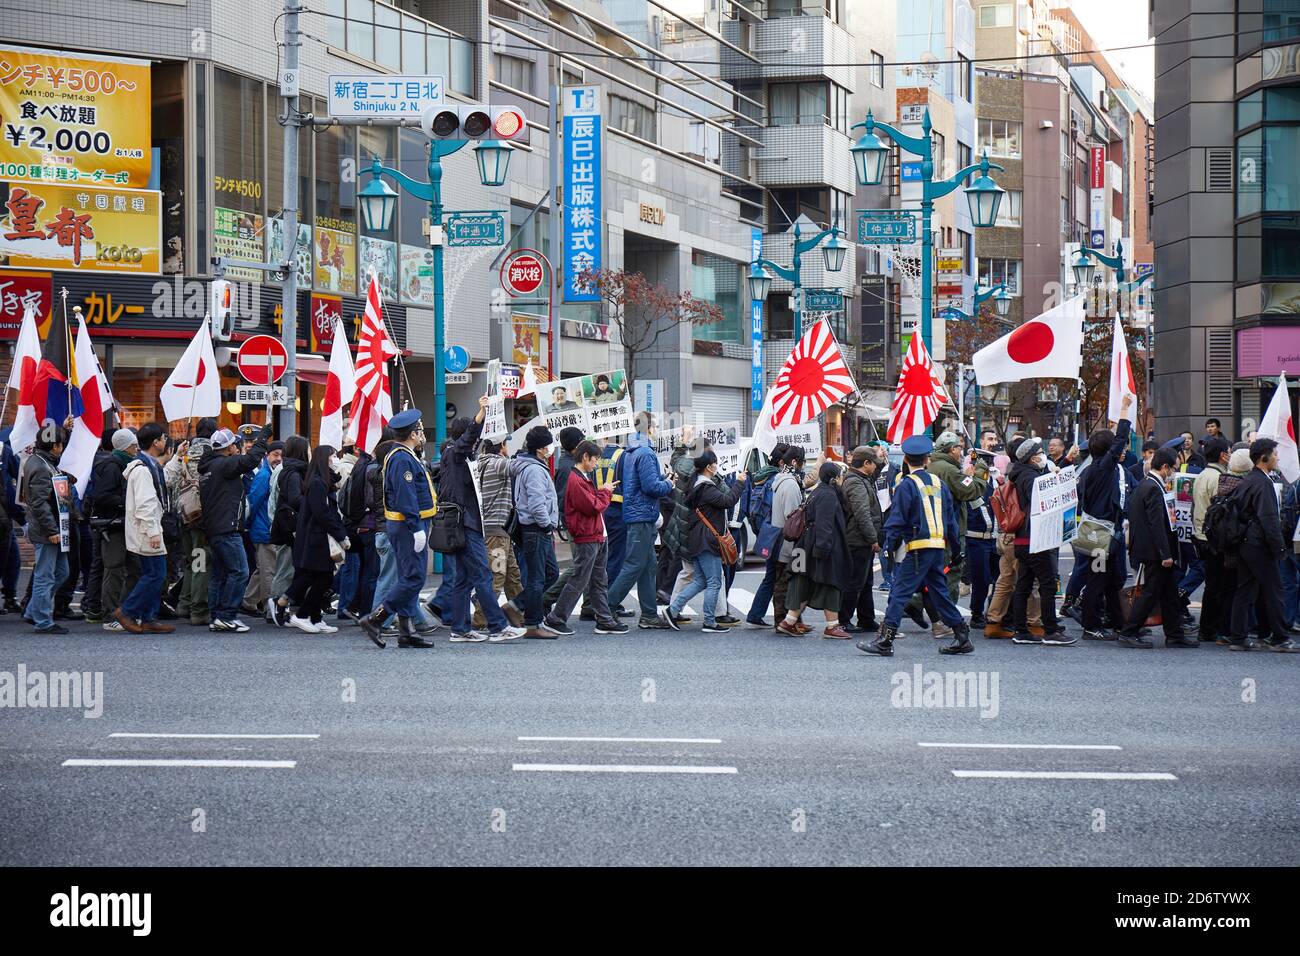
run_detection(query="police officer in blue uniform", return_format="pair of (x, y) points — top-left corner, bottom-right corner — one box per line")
(858, 434), (973, 657)
(360, 408), (436, 649)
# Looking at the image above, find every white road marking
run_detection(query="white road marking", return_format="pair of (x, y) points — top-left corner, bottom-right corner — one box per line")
(919, 742), (1122, 751)
(63, 759), (297, 769)
(512, 763), (737, 774)
(951, 770), (1176, 781)
(518, 736), (722, 744)
(108, 733), (320, 740)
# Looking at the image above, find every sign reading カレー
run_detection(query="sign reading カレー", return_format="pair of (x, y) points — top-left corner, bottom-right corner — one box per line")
(0, 44), (153, 187)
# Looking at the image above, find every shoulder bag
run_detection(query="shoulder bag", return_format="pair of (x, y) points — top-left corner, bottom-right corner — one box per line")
(695, 508), (739, 566)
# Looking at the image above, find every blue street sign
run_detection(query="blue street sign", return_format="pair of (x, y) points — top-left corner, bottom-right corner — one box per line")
(805, 289), (843, 311)
(444, 345), (469, 374)
(1090, 229), (1106, 249)
(446, 210), (505, 247)
(563, 85), (602, 302)
(857, 209), (917, 244)
(751, 226), (763, 411)
(901, 162), (923, 182)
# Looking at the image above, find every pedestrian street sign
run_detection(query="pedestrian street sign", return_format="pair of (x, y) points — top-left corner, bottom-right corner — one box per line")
(857, 209), (917, 244)
(446, 210), (506, 247)
(805, 289), (843, 311)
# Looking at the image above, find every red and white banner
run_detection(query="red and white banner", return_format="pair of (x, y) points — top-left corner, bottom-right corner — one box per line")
(6, 303), (43, 455)
(1107, 313), (1137, 426)
(887, 331), (949, 444)
(751, 318), (856, 454)
(1259, 373), (1300, 483)
(319, 319), (355, 452)
(160, 317), (221, 422)
(346, 273), (399, 455)
(60, 313), (115, 491)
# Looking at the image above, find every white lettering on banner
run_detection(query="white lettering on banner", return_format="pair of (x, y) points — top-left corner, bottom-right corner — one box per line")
(1029, 466), (1077, 553)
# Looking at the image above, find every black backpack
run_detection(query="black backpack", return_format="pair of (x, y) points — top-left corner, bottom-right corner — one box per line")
(1203, 490), (1250, 555)
(339, 459), (370, 531)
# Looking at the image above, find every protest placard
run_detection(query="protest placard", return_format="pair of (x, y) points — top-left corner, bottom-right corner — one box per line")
(1029, 466), (1077, 553)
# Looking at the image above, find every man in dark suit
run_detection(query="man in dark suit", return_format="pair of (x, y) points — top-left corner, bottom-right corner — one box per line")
(1118, 448), (1196, 648)
(1229, 437), (1300, 651)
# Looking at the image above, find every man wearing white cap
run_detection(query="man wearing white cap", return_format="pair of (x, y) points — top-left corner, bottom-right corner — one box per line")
(114, 429), (175, 634)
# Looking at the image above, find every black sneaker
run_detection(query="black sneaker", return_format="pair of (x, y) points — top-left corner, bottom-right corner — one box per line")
(1082, 628), (1117, 641)
(1117, 633), (1154, 649)
(578, 609), (596, 621)
(1011, 631), (1043, 645)
(1265, 639), (1300, 653)
(657, 607), (681, 630)
(615, 606), (637, 618)
(1227, 640), (1252, 651)
(540, 618), (574, 637)
(702, 622), (729, 633)
(34, 624), (69, 634)
(638, 615), (670, 629)
(594, 621), (630, 634)
(714, 615), (742, 627)
(1042, 628), (1077, 646)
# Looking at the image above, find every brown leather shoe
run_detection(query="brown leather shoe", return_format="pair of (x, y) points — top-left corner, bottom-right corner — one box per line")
(822, 625), (851, 639)
(142, 620), (176, 634)
(793, 621), (813, 634)
(983, 621), (1014, 639)
(775, 620), (803, 637)
(113, 608), (144, 634)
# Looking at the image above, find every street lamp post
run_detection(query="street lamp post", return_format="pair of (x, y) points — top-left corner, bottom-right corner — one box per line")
(359, 139), (512, 463)
(747, 219), (847, 340)
(850, 109), (1007, 354)
(937, 283), (1012, 323)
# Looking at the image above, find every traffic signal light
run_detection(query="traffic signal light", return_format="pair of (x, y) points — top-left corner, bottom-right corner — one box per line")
(211, 279), (233, 341)
(420, 104), (527, 142)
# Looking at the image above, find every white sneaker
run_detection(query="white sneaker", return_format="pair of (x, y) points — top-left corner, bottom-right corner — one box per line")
(288, 615), (321, 634)
(102, 620), (123, 632)
(449, 630), (488, 643)
(228, 618), (251, 633)
(489, 625), (526, 642)
(315, 621), (339, 634)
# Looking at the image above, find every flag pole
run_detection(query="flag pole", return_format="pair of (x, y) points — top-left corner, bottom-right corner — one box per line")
(60, 288), (73, 430)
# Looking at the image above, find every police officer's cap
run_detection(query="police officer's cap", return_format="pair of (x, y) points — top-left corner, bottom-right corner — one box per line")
(900, 435), (933, 456)
(390, 408), (423, 431)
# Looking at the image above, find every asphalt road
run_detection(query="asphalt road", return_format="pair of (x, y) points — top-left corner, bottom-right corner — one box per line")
(1, 564), (1297, 866)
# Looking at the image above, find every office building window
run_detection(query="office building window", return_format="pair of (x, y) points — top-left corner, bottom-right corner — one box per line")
(958, 141), (972, 173)
(330, 0), (474, 95)
(978, 258), (1021, 295)
(979, 3), (1014, 27)
(958, 54), (973, 102)
(768, 81), (828, 127)
(608, 95), (656, 139)
(996, 189), (1022, 226)
(1264, 0), (1300, 41)
(870, 51), (885, 89)
(492, 53), (534, 93)
(691, 251), (745, 344)
(768, 187), (849, 231)
(977, 118), (1022, 158)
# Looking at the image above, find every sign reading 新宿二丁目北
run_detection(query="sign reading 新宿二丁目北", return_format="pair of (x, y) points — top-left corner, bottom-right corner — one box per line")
(326, 75), (444, 119)
(0, 180), (161, 273)
(0, 44), (153, 188)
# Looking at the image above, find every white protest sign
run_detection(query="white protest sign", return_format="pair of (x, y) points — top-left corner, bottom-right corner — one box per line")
(773, 421), (823, 460)
(1029, 465), (1077, 553)
(483, 395), (508, 442)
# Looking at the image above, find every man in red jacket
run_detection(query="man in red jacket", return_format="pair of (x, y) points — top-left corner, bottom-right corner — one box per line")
(540, 440), (630, 636)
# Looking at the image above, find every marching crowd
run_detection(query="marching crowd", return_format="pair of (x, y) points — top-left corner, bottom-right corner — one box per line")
(0, 396), (1297, 655)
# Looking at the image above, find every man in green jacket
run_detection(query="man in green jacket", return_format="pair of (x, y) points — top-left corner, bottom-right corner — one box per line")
(922, 431), (989, 604)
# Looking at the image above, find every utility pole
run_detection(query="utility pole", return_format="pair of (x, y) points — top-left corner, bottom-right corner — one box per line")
(548, 67), (563, 383)
(278, 0), (303, 436)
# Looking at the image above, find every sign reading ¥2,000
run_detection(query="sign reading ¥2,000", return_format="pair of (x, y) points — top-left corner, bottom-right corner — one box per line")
(0, 179), (161, 273)
(326, 75), (444, 118)
(0, 44), (153, 188)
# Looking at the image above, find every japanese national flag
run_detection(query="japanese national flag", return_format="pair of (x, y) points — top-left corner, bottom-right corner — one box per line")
(1107, 312), (1138, 426)
(59, 312), (114, 491)
(160, 316), (221, 422)
(886, 331), (950, 444)
(973, 294), (1085, 385)
(319, 320), (355, 451)
(1258, 373), (1300, 483)
(6, 303), (43, 456)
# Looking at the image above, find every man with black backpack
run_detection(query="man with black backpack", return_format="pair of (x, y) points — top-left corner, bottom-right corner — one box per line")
(1192, 436), (1232, 642)
(1226, 438), (1300, 651)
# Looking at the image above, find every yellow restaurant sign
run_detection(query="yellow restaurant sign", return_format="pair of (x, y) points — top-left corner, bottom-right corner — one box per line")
(0, 44), (151, 188)
(0, 179), (161, 273)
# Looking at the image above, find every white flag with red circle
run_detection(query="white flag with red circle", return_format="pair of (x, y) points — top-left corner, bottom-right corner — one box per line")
(973, 294), (1085, 385)
(1259, 373), (1300, 483)
(1107, 312), (1138, 426)
(319, 319), (355, 452)
(887, 331), (950, 444)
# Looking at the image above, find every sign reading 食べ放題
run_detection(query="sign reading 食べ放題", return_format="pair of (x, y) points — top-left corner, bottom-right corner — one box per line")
(0, 44), (153, 187)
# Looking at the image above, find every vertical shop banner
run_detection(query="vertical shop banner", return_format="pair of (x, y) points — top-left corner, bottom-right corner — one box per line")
(213, 207), (263, 283)
(359, 236), (398, 301)
(512, 313), (542, 367)
(0, 45), (152, 187)
(314, 216), (357, 294)
(400, 244), (435, 305)
(309, 293), (342, 353)
(0, 268), (51, 335)
(562, 85), (601, 303)
(751, 226), (763, 411)
(0, 180), (161, 273)
(269, 219), (311, 281)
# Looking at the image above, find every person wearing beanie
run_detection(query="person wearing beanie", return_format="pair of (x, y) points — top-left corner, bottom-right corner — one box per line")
(512, 423), (561, 636)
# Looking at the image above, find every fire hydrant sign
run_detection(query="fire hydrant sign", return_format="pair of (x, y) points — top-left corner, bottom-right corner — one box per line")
(236, 334), (289, 385)
(1029, 466), (1077, 554)
(501, 250), (544, 296)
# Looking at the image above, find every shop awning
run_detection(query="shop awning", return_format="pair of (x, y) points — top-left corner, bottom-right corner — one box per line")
(294, 354), (330, 385)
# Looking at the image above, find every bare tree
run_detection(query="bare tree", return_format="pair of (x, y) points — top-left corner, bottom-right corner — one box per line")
(575, 267), (723, 382)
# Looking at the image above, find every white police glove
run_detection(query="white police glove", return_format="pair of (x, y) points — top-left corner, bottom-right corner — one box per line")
(413, 529), (427, 553)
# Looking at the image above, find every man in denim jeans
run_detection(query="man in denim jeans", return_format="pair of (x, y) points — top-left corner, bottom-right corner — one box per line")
(607, 413), (675, 629)
(198, 426), (271, 632)
(20, 426), (71, 634)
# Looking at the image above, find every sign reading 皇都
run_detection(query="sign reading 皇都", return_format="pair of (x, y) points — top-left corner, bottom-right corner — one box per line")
(0, 180), (161, 273)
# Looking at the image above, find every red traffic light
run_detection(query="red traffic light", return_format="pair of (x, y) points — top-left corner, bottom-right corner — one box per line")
(492, 108), (525, 139)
